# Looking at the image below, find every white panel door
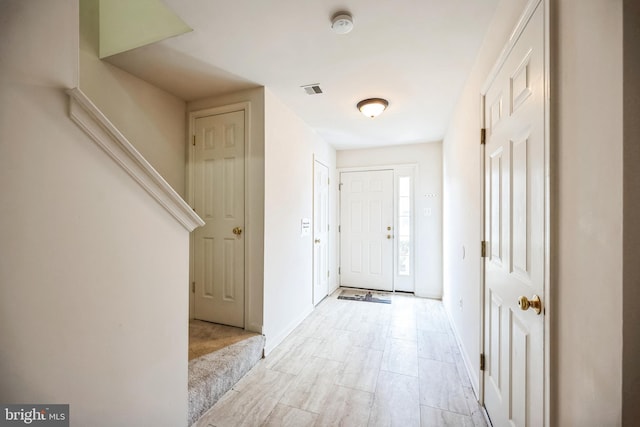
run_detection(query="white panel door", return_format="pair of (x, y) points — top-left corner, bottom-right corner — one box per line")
(483, 3), (545, 427)
(193, 110), (245, 328)
(340, 170), (394, 291)
(313, 160), (330, 306)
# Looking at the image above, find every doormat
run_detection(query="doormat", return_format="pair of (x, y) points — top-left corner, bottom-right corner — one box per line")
(337, 290), (391, 304)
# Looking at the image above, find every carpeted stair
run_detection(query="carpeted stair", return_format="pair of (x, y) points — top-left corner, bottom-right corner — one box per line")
(188, 334), (265, 426)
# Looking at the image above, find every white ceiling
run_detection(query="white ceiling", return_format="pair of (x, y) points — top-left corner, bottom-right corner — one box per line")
(106, 0), (499, 150)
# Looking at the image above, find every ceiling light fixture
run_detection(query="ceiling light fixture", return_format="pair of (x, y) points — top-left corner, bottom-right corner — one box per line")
(331, 13), (354, 35)
(357, 98), (389, 118)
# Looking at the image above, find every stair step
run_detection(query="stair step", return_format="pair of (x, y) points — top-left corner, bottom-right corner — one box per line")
(188, 334), (265, 426)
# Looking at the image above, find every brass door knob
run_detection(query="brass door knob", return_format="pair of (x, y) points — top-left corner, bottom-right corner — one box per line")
(518, 294), (542, 315)
(387, 234), (393, 239)
(315, 239), (321, 243)
(232, 227), (243, 236)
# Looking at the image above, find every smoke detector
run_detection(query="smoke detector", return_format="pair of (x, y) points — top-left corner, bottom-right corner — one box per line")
(331, 13), (353, 35)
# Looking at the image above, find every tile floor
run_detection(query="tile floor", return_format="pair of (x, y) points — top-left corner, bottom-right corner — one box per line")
(194, 288), (490, 427)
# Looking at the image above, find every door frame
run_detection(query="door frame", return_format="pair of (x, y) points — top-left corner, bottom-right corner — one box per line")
(393, 165), (417, 292)
(312, 156), (330, 305)
(187, 102), (251, 329)
(338, 164), (418, 292)
(478, 0), (551, 425)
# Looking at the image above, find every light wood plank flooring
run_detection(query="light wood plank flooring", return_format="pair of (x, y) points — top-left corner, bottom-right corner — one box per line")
(194, 289), (489, 427)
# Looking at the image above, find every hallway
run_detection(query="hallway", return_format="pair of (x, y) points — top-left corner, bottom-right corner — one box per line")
(195, 289), (488, 426)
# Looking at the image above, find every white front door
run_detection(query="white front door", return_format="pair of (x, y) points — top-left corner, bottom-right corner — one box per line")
(193, 110), (245, 328)
(340, 170), (394, 291)
(313, 160), (330, 306)
(483, 2), (545, 426)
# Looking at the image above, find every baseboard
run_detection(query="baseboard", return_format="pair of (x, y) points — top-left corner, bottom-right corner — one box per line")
(444, 306), (481, 397)
(263, 304), (314, 356)
(246, 322), (263, 335)
(414, 291), (443, 299)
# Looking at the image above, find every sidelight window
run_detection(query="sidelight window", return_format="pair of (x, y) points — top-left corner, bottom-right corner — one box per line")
(398, 176), (411, 276)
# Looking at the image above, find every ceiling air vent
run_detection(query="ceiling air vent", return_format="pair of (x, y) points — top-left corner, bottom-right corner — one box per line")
(301, 84), (323, 95)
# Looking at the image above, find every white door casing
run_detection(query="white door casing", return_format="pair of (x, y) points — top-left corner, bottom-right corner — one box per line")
(313, 160), (330, 305)
(482, 1), (546, 426)
(340, 170), (394, 291)
(192, 110), (245, 328)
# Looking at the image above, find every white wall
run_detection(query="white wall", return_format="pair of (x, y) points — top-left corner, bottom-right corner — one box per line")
(553, 0), (623, 424)
(441, 0), (529, 394)
(263, 89), (337, 354)
(79, 0), (187, 196)
(0, 1), (190, 425)
(188, 88), (265, 333)
(337, 142), (442, 298)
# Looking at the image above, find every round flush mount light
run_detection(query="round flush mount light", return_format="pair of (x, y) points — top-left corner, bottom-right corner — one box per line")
(357, 98), (389, 118)
(331, 13), (354, 34)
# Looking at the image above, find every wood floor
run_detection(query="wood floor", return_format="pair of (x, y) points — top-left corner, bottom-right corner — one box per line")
(194, 288), (489, 427)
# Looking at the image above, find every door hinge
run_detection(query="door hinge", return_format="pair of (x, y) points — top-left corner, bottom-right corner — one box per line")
(480, 128), (486, 145)
(192, 135), (196, 146)
(481, 241), (488, 258)
(327, 270), (330, 278)
(338, 267), (341, 275)
(480, 353), (485, 371)
(339, 183), (343, 191)
(338, 225), (341, 233)
(191, 282), (195, 293)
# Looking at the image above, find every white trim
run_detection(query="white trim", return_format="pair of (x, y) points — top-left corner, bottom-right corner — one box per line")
(543, 0), (551, 425)
(246, 322), (263, 335)
(263, 304), (314, 355)
(445, 302), (481, 396)
(312, 156), (331, 306)
(187, 103), (252, 330)
(478, 92), (487, 405)
(338, 164), (417, 173)
(66, 88), (204, 232)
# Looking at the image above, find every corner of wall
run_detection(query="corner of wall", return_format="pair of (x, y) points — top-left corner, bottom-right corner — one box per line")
(622, 0), (640, 423)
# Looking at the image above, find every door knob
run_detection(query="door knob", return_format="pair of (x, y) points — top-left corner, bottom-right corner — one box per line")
(518, 294), (542, 315)
(315, 239), (321, 243)
(232, 227), (243, 236)
(387, 234), (393, 239)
